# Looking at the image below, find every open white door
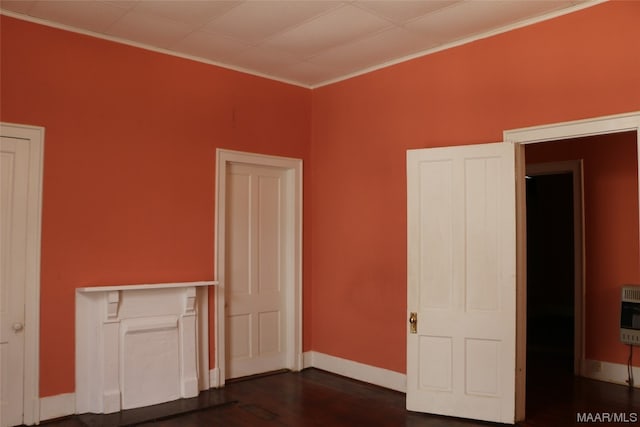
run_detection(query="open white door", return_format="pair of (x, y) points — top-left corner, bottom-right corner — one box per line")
(406, 142), (517, 424)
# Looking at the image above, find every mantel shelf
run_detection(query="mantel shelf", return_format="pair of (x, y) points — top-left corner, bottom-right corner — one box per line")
(76, 280), (218, 293)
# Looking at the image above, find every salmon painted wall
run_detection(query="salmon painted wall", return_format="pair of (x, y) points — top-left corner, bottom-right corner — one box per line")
(310, 1), (640, 374)
(525, 132), (640, 366)
(0, 16), (311, 397)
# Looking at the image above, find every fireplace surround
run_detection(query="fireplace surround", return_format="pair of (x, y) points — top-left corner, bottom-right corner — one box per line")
(75, 281), (215, 414)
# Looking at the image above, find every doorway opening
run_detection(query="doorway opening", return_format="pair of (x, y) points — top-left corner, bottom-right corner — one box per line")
(524, 160), (585, 423)
(526, 170), (576, 376)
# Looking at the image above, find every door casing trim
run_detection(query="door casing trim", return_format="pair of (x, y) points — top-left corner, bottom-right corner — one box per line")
(0, 122), (44, 425)
(214, 149), (303, 386)
(504, 111), (640, 421)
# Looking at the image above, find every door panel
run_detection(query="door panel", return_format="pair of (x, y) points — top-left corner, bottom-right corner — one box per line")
(0, 137), (29, 427)
(407, 142), (517, 424)
(225, 163), (286, 379)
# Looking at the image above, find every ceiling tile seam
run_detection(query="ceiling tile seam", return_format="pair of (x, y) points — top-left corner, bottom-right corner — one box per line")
(240, 3), (405, 63)
(100, 5), (230, 51)
(348, 2), (415, 27)
(163, 26), (256, 55)
(99, 0), (136, 13)
(180, 26), (276, 54)
(170, 2), (350, 56)
(351, 0), (464, 27)
(232, 2), (351, 49)
(10, 0), (128, 34)
(168, 34), (256, 63)
(397, 0), (468, 28)
(125, 0), (243, 29)
(8, 0), (35, 15)
(104, 1), (132, 9)
(302, 23), (406, 63)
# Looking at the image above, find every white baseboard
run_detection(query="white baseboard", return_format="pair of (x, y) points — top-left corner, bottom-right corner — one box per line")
(38, 353), (402, 422)
(303, 351), (407, 393)
(39, 356), (635, 423)
(582, 358), (640, 388)
(209, 367), (221, 388)
(40, 392), (75, 421)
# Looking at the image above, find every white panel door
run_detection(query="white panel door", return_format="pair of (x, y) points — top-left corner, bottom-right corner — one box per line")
(225, 163), (287, 379)
(0, 137), (29, 427)
(406, 142), (517, 424)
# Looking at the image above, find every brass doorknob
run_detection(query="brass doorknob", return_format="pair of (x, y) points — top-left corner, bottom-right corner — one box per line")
(409, 312), (417, 334)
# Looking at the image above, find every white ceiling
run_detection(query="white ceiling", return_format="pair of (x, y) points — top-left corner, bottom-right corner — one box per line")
(0, 0), (597, 88)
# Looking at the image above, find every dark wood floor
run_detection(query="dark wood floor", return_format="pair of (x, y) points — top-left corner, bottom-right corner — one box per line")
(39, 365), (638, 427)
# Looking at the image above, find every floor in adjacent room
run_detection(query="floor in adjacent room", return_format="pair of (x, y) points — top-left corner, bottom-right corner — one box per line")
(37, 366), (639, 427)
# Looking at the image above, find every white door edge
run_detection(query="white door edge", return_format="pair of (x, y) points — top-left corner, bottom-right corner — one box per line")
(214, 149), (303, 386)
(504, 111), (640, 421)
(0, 122), (44, 426)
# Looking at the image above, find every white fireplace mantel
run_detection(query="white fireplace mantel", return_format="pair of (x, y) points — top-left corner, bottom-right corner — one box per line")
(75, 281), (217, 414)
(76, 280), (215, 293)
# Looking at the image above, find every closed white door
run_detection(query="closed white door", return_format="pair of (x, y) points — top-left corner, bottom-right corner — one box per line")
(225, 163), (288, 379)
(406, 142), (517, 424)
(0, 136), (29, 427)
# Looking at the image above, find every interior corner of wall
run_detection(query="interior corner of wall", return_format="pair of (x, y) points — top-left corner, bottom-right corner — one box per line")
(302, 350), (315, 369)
